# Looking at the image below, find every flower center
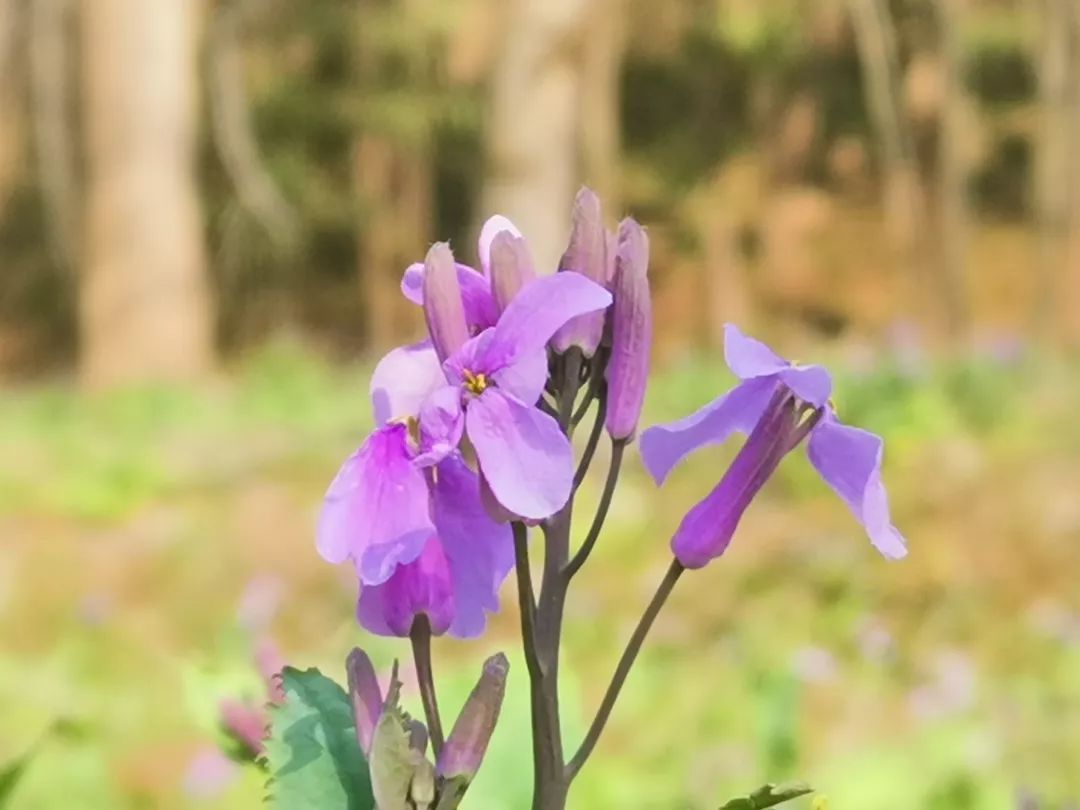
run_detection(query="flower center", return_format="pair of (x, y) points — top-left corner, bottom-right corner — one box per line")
(462, 369), (489, 396)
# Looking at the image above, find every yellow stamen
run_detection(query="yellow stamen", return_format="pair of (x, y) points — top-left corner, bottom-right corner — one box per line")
(462, 369), (489, 396)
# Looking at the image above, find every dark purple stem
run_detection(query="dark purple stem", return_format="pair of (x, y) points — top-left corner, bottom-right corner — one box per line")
(409, 615), (445, 757)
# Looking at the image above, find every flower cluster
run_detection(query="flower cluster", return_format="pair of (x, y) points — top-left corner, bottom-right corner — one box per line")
(298, 187), (906, 809)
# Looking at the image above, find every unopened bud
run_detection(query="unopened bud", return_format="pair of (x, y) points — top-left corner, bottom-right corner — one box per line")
(423, 242), (469, 364)
(605, 218), (651, 441)
(346, 647), (383, 755)
(552, 187), (608, 356)
(436, 653), (509, 783)
(489, 231), (536, 313)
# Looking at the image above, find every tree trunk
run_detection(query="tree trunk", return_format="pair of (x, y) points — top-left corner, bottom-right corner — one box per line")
(579, 0), (625, 207)
(31, 0), (80, 269)
(0, 0), (22, 219)
(484, 0), (588, 273)
(933, 0), (971, 342)
(848, 0), (924, 292)
(81, 0), (213, 387)
(1034, 0), (1073, 342)
(1064, 0), (1080, 346)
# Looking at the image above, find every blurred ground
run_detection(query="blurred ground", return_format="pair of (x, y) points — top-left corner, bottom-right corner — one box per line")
(2, 338), (1078, 809)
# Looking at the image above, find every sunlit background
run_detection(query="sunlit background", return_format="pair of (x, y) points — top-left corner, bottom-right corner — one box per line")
(1, 0), (1079, 807)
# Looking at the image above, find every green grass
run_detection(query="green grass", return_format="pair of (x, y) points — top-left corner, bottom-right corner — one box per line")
(1, 341), (1078, 808)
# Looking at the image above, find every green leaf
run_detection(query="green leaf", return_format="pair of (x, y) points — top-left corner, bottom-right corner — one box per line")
(719, 781), (814, 809)
(265, 666), (374, 809)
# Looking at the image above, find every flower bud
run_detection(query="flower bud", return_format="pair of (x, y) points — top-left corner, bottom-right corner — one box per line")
(605, 218), (651, 441)
(489, 231), (536, 314)
(551, 187), (608, 356)
(345, 647), (383, 755)
(436, 653), (509, 783)
(422, 242), (469, 364)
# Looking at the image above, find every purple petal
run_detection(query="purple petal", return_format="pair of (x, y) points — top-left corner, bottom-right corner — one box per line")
(443, 329), (496, 386)
(483, 273), (611, 372)
(317, 424), (433, 585)
(477, 215), (522, 276)
(357, 534), (455, 637)
(491, 347), (548, 406)
(723, 323), (790, 377)
(423, 243), (471, 364)
(807, 413), (908, 560)
(551, 188), (608, 356)
(640, 376), (777, 484)
(431, 455), (515, 638)
(489, 231), (536, 314)
(466, 388), (573, 520)
(370, 341), (443, 425)
(777, 365), (833, 408)
(415, 385), (465, 466)
(723, 323), (832, 406)
(402, 261), (499, 331)
(346, 648), (383, 754)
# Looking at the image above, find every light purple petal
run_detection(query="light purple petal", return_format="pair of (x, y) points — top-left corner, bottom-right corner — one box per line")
(807, 413), (908, 560)
(357, 534), (455, 637)
(443, 329), (496, 385)
(401, 261), (499, 330)
(491, 347), (548, 405)
(415, 385), (465, 466)
(723, 323), (832, 406)
(483, 273), (612, 372)
(370, 341), (443, 425)
(477, 215), (522, 276)
(640, 376), (777, 484)
(724, 323), (790, 378)
(317, 424), (433, 584)
(466, 388), (573, 520)
(777, 365), (833, 408)
(431, 455), (515, 638)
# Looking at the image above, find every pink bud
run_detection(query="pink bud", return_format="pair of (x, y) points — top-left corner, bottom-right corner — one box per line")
(423, 242), (469, 364)
(436, 653), (508, 782)
(346, 647), (383, 755)
(605, 218), (651, 441)
(551, 187), (608, 356)
(489, 231), (536, 313)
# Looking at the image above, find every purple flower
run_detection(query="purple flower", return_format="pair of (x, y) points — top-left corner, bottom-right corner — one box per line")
(551, 187), (610, 357)
(317, 342), (514, 638)
(605, 217), (651, 441)
(437, 653), (509, 783)
(346, 647), (384, 754)
(416, 270), (612, 520)
(489, 230), (536, 315)
(640, 324), (907, 567)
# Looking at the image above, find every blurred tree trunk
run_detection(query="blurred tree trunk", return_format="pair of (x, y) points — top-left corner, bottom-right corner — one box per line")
(0, 0), (21, 219)
(933, 0), (971, 342)
(30, 0), (80, 269)
(1064, 1), (1080, 346)
(1034, 0), (1073, 342)
(484, 0), (588, 273)
(579, 0), (625, 207)
(848, 0), (924, 289)
(81, 0), (213, 387)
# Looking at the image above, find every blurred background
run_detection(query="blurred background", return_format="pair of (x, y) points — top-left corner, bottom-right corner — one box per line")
(1, 0), (1079, 807)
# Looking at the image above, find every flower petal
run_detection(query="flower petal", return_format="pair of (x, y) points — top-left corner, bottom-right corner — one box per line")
(491, 347), (548, 405)
(477, 215), (522, 276)
(357, 534), (454, 637)
(466, 388), (573, 520)
(807, 413), (908, 560)
(317, 424), (433, 584)
(370, 341), (444, 425)
(484, 273), (612, 372)
(778, 365), (833, 408)
(724, 323), (790, 378)
(415, 385), (465, 467)
(401, 261), (499, 330)
(640, 376), (777, 484)
(431, 456), (515, 638)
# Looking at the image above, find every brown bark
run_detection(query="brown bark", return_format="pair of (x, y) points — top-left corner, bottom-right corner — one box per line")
(484, 0), (589, 273)
(933, 0), (971, 341)
(1035, 0), (1073, 342)
(0, 0), (22, 218)
(31, 0), (80, 269)
(579, 0), (625, 207)
(81, 0), (213, 387)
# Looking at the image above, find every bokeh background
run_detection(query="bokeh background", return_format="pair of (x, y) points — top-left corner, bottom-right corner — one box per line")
(2, 0), (1079, 807)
